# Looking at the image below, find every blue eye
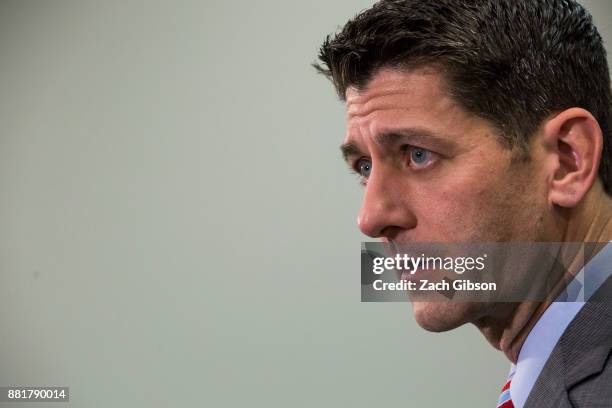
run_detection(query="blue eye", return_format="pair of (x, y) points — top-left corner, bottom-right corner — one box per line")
(410, 148), (431, 167)
(357, 159), (372, 178)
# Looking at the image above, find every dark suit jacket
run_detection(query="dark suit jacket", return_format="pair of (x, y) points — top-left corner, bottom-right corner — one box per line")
(525, 274), (612, 407)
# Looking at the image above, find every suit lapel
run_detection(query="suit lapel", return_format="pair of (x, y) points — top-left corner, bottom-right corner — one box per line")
(525, 274), (612, 408)
(523, 348), (569, 408)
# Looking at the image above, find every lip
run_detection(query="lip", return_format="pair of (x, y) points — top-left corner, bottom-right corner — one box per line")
(399, 271), (415, 282)
(400, 268), (426, 281)
(401, 265), (446, 281)
(379, 240), (400, 258)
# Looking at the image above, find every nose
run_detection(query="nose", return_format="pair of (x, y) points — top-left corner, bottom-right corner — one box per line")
(357, 168), (417, 239)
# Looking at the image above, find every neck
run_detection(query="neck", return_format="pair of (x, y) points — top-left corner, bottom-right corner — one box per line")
(476, 182), (612, 363)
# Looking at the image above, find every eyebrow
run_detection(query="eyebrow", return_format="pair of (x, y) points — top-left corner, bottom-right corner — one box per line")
(340, 127), (455, 162)
(340, 143), (363, 162)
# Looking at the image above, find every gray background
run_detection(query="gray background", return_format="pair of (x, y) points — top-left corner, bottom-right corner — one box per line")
(1, 1), (611, 407)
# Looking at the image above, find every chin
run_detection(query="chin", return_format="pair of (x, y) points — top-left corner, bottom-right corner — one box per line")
(411, 301), (476, 332)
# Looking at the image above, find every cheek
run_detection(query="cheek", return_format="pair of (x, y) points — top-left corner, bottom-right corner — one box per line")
(408, 150), (545, 241)
(413, 184), (491, 236)
(412, 174), (524, 241)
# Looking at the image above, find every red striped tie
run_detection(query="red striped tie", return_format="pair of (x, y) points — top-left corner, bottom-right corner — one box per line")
(496, 376), (514, 408)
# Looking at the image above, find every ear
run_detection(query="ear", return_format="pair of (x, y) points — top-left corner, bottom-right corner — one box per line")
(542, 108), (603, 208)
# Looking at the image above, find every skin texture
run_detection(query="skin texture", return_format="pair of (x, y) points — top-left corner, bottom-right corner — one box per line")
(343, 66), (612, 362)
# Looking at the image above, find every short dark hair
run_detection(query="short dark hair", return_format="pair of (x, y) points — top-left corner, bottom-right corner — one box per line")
(315, 0), (612, 195)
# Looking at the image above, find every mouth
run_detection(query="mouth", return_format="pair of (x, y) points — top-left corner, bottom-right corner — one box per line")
(399, 267), (443, 283)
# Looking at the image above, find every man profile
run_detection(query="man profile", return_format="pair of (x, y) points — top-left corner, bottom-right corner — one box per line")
(315, 1), (612, 406)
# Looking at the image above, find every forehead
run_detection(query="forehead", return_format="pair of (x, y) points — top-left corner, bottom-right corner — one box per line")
(344, 67), (467, 137)
(346, 67), (448, 107)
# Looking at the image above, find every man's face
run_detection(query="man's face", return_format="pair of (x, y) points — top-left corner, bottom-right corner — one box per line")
(343, 67), (553, 331)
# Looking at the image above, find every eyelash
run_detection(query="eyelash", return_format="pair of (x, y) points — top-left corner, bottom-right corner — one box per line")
(350, 166), (369, 186)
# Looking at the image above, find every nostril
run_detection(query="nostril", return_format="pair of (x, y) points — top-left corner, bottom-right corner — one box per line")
(380, 226), (405, 242)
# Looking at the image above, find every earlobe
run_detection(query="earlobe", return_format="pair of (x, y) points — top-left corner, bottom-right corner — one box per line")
(545, 108), (603, 208)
